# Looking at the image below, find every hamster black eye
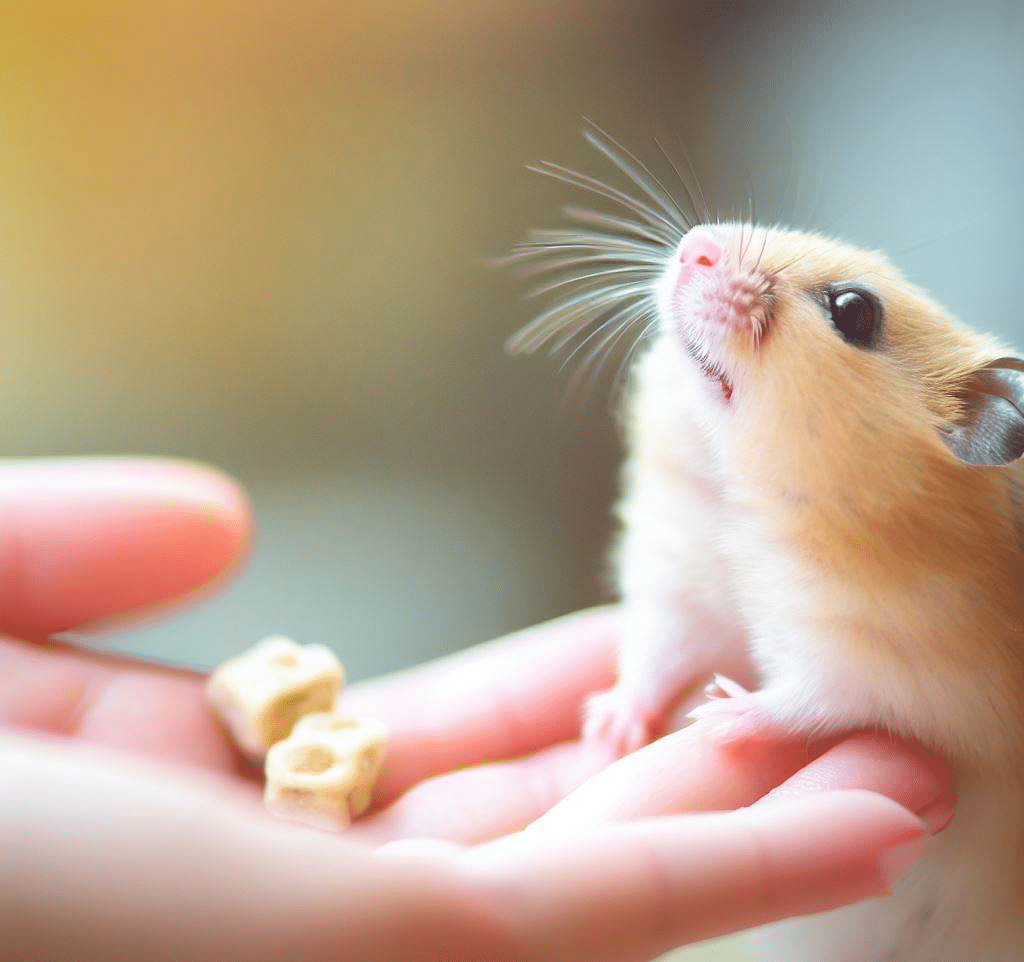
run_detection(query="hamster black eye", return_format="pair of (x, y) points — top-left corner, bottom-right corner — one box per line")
(824, 284), (882, 349)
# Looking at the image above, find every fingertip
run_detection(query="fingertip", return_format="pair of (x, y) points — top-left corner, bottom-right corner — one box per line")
(0, 457), (253, 634)
(151, 459), (252, 534)
(144, 458), (253, 575)
(85, 457), (251, 544)
(759, 732), (955, 833)
(752, 788), (925, 835)
(742, 789), (928, 899)
(712, 788), (929, 890)
(73, 459), (253, 632)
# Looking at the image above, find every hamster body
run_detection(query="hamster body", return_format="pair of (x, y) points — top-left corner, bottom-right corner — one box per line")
(595, 223), (1024, 962)
(512, 161), (1024, 960)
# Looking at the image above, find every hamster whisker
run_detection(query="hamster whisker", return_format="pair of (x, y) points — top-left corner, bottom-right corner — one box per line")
(508, 298), (600, 355)
(654, 136), (709, 227)
(764, 249), (815, 277)
(740, 220), (757, 269)
(526, 265), (661, 300)
(610, 313), (661, 402)
(548, 308), (625, 359)
(752, 224), (772, 275)
(561, 299), (651, 373)
(660, 125), (714, 224)
(546, 289), (652, 357)
(507, 282), (654, 355)
(750, 311), (770, 348)
(509, 251), (664, 278)
(565, 301), (655, 402)
(581, 119), (691, 235)
(739, 195), (758, 265)
(509, 126), (675, 396)
(528, 161), (679, 239)
(562, 206), (671, 246)
(513, 228), (668, 262)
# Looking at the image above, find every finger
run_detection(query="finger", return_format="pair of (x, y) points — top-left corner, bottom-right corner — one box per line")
(0, 608), (616, 786)
(532, 720), (952, 831)
(0, 637), (251, 776)
(350, 740), (612, 845)
(0, 458), (249, 636)
(531, 718), (810, 828)
(759, 731), (956, 831)
(345, 607), (619, 807)
(463, 791), (926, 962)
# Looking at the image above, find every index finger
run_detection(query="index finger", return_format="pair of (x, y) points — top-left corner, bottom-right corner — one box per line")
(0, 458), (249, 638)
(532, 720), (953, 831)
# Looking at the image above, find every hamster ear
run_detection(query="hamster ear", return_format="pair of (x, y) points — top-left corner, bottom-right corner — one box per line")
(943, 357), (1024, 466)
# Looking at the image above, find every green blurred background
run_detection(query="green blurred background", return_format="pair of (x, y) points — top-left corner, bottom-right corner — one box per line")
(3, 2), (1022, 959)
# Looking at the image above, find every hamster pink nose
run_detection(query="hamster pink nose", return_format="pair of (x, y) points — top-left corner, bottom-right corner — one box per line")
(679, 232), (721, 269)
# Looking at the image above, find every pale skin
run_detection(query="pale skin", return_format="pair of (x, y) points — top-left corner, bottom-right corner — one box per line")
(0, 459), (956, 962)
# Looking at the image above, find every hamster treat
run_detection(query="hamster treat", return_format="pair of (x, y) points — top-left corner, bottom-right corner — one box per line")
(207, 637), (387, 829)
(206, 636), (345, 760)
(265, 713), (388, 830)
(511, 124), (1024, 962)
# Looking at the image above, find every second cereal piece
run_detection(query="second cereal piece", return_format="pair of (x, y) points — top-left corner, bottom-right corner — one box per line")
(205, 636), (345, 760)
(264, 714), (389, 829)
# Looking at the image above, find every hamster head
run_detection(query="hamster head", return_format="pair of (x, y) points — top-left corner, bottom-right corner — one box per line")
(655, 223), (1024, 483)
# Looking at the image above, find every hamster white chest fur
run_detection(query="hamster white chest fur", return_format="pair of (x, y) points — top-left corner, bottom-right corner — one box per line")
(513, 160), (1024, 959)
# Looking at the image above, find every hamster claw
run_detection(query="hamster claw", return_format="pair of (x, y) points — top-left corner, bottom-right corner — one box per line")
(582, 687), (655, 757)
(688, 676), (789, 747)
(703, 673), (751, 700)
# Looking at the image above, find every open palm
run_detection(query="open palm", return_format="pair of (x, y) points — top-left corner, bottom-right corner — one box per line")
(0, 459), (954, 962)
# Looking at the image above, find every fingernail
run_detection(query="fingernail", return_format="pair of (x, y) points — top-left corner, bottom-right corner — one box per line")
(918, 795), (956, 834)
(878, 837), (926, 890)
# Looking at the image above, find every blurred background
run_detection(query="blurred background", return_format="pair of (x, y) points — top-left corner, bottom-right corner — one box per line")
(3, 1), (1022, 958)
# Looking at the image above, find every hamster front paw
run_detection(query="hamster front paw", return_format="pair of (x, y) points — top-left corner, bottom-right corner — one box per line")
(582, 686), (657, 757)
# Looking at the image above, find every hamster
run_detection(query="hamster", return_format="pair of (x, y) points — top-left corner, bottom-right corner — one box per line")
(511, 128), (1024, 962)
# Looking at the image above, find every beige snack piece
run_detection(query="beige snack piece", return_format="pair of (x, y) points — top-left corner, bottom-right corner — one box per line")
(205, 636), (344, 759)
(264, 713), (388, 830)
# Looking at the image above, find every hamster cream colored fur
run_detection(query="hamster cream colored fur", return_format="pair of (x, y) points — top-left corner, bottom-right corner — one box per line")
(511, 130), (1024, 962)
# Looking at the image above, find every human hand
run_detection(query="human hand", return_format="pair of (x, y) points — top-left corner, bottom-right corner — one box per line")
(0, 459), (954, 962)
